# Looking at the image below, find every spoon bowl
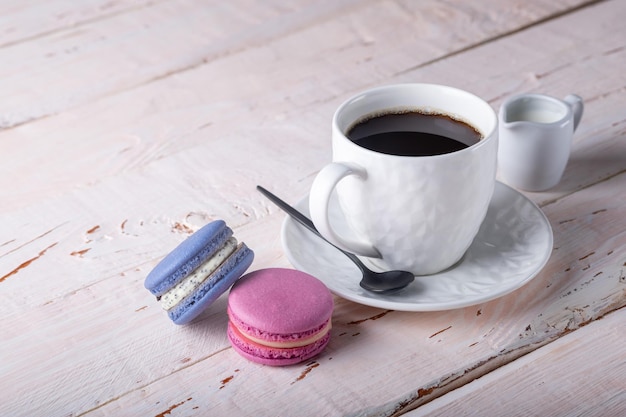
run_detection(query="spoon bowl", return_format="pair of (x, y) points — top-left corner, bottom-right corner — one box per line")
(257, 186), (415, 293)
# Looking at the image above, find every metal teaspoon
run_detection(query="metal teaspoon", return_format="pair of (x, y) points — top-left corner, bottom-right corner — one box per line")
(257, 186), (414, 293)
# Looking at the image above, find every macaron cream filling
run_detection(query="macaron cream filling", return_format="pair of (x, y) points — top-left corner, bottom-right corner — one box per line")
(227, 322), (331, 360)
(229, 318), (332, 349)
(160, 237), (238, 310)
(227, 306), (332, 343)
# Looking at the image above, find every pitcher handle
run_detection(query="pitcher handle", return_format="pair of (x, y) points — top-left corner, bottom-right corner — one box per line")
(564, 94), (584, 131)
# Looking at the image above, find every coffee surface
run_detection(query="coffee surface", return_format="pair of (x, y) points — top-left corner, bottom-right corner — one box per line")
(347, 111), (482, 156)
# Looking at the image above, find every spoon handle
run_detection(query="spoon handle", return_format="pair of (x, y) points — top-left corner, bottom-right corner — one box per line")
(256, 185), (365, 269)
(257, 185), (320, 235)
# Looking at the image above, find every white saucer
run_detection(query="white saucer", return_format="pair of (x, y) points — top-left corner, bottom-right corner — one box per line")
(280, 182), (553, 311)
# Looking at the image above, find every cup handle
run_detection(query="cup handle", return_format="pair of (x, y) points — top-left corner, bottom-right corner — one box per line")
(309, 162), (381, 258)
(564, 94), (584, 131)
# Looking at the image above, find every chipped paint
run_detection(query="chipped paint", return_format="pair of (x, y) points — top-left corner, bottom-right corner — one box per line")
(429, 326), (452, 339)
(0, 242), (58, 282)
(292, 362), (319, 384)
(347, 310), (393, 325)
(154, 397), (192, 417)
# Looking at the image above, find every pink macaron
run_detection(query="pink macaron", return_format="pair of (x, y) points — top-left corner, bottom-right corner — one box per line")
(227, 268), (334, 366)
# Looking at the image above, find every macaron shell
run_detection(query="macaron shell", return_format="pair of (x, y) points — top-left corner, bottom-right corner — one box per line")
(227, 322), (330, 366)
(169, 244), (254, 325)
(145, 220), (231, 296)
(228, 268), (334, 339)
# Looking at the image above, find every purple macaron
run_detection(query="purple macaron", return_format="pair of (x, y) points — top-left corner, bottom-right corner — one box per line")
(227, 268), (334, 365)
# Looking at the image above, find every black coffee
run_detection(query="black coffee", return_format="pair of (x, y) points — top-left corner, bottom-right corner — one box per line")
(347, 110), (482, 156)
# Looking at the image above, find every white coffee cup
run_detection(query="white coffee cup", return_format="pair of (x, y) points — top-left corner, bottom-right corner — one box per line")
(309, 83), (498, 276)
(498, 93), (584, 192)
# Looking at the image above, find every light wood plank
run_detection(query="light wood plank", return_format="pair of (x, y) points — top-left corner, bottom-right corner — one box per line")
(406, 308), (626, 417)
(0, 0), (159, 47)
(0, 0), (591, 211)
(0, 0), (332, 128)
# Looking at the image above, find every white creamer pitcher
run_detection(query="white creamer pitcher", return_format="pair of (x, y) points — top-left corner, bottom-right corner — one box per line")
(498, 93), (584, 192)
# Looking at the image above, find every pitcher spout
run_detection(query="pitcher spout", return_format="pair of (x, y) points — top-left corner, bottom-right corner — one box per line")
(498, 104), (529, 131)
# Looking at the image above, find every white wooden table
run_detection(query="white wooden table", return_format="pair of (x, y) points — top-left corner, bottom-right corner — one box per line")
(2, 1), (625, 416)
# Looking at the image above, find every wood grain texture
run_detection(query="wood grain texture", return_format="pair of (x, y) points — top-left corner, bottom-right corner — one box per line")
(0, 0), (160, 47)
(1, 0), (625, 416)
(406, 307), (626, 417)
(0, 0), (592, 210)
